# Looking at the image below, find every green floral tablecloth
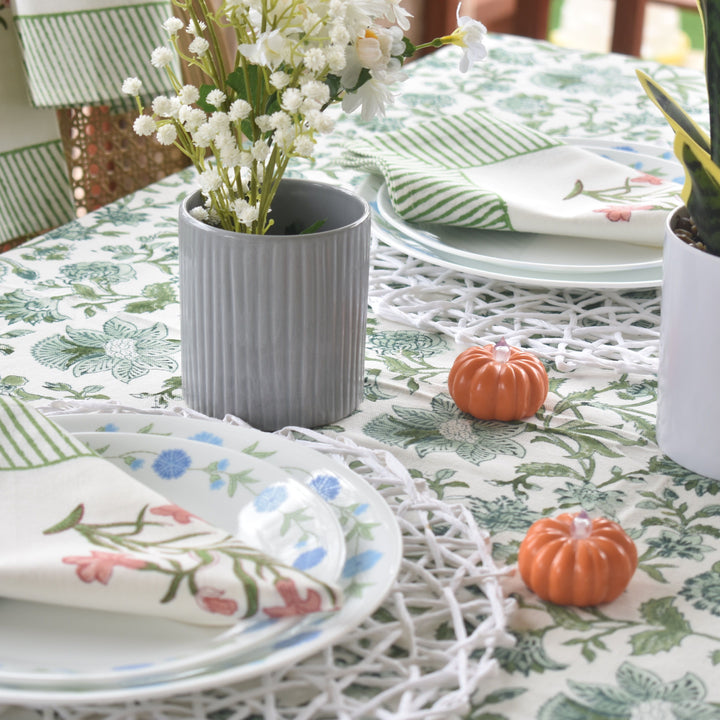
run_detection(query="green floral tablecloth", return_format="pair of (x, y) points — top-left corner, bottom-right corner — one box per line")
(1, 34), (719, 720)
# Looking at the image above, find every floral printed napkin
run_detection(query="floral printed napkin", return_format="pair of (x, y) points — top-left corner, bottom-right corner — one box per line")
(342, 109), (682, 246)
(0, 398), (340, 626)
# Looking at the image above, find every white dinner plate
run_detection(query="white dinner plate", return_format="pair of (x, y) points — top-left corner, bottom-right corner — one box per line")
(368, 141), (682, 288)
(0, 412), (403, 704)
(0, 432), (344, 687)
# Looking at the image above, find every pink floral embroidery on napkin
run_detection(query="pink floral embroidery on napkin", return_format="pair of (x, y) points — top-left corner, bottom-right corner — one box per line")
(63, 551), (147, 584)
(264, 578), (324, 618)
(630, 173), (664, 185)
(196, 587), (239, 616)
(593, 204), (654, 222)
(150, 504), (197, 524)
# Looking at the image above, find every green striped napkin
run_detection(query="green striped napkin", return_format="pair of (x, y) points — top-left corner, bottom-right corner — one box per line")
(12, 0), (178, 108)
(0, 398), (339, 626)
(343, 109), (681, 246)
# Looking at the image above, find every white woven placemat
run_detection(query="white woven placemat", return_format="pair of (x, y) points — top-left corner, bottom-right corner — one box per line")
(0, 401), (515, 720)
(370, 240), (661, 376)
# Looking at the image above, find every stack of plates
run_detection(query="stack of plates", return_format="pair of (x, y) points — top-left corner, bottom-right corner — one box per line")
(370, 140), (682, 289)
(0, 413), (402, 705)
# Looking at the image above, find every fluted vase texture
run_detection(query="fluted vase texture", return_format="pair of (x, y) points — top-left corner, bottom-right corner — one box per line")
(178, 179), (371, 431)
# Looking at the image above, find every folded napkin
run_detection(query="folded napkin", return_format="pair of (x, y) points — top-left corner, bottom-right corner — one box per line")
(0, 398), (340, 626)
(342, 109), (681, 247)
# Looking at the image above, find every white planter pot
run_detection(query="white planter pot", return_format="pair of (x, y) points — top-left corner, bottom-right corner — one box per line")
(178, 179), (371, 431)
(656, 206), (720, 480)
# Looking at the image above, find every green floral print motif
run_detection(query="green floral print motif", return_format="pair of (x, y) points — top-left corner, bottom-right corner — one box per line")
(681, 563), (720, 617)
(467, 495), (540, 534)
(493, 629), (567, 677)
(646, 530), (714, 562)
(91, 200), (150, 228)
(553, 481), (627, 520)
(58, 261), (136, 288)
(31, 317), (178, 383)
(538, 661), (720, 720)
(42, 223), (95, 242)
(363, 393), (526, 464)
(20, 244), (72, 262)
(367, 330), (447, 357)
(0, 290), (67, 325)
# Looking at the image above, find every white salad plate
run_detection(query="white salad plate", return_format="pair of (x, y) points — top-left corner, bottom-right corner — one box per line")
(369, 142), (682, 289)
(0, 412), (403, 705)
(0, 432), (345, 688)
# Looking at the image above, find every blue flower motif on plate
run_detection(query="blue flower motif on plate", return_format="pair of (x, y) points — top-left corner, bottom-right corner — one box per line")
(254, 484), (288, 512)
(293, 547), (327, 571)
(152, 448), (192, 479)
(309, 474), (341, 501)
(342, 550), (383, 578)
(189, 431), (224, 446)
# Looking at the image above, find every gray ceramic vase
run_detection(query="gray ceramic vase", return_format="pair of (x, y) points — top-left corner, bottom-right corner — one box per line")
(178, 179), (371, 431)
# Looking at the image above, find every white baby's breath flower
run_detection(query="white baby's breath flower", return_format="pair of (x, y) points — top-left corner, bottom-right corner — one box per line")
(302, 12), (321, 33)
(150, 46), (174, 68)
(274, 126), (296, 150)
(300, 97), (322, 114)
(133, 115), (156, 136)
(251, 139), (271, 162)
(156, 124), (177, 145)
(179, 105), (206, 132)
(280, 88), (303, 113)
(162, 17), (184, 34)
(228, 99), (251, 121)
(206, 89), (226, 108)
(305, 109), (335, 134)
(269, 111), (292, 130)
(239, 203), (260, 226)
(293, 134), (315, 158)
(198, 168), (222, 193)
(208, 111), (230, 132)
(193, 123), (216, 148)
(255, 115), (273, 132)
(220, 144), (244, 167)
(301, 80), (330, 105)
(189, 36), (210, 56)
(303, 47), (326, 73)
(121, 77), (143, 96)
(152, 95), (175, 117)
(186, 19), (207, 35)
(329, 24), (350, 45)
(326, 46), (346, 73)
(189, 206), (209, 222)
(269, 71), (291, 89)
(178, 84), (200, 104)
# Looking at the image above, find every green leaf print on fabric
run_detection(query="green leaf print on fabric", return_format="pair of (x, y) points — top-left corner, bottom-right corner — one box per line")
(630, 597), (693, 655)
(31, 318), (178, 383)
(0, 290), (67, 325)
(493, 630), (567, 676)
(363, 393), (526, 463)
(680, 563), (720, 617)
(538, 662), (720, 720)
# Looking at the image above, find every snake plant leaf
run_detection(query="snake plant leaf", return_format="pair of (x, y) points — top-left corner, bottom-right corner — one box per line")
(697, 0), (720, 166)
(674, 129), (720, 256)
(636, 70), (711, 154)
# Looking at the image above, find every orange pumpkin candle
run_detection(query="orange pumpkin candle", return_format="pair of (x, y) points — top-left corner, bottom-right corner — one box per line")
(518, 511), (638, 607)
(448, 339), (548, 421)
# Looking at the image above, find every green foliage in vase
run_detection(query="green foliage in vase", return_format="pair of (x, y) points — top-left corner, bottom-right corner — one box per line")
(637, 0), (720, 256)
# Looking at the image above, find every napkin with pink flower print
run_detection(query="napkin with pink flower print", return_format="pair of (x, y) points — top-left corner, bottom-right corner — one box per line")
(342, 108), (682, 246)
(0, 398), (340, 626)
